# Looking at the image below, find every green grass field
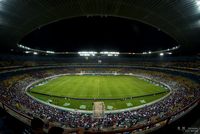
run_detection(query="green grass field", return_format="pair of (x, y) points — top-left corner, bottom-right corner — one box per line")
(29, 75), (169, 110)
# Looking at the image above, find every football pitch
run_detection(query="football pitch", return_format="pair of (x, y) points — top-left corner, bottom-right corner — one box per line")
(29, 75), (169, 111)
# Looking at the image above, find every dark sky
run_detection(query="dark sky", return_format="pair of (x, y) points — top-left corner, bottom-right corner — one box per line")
(20, 16), (177, 53)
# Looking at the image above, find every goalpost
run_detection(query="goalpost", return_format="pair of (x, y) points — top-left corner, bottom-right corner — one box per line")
(93, 102), (105, 118)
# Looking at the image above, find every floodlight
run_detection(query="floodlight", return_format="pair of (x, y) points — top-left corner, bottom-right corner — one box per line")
(100, 51), (119, 56)
(142, 52), (147, 54)
(78, 51), (97, 56)
(159, 53), (164, 56)
(46, 51), (55, 54)
(196, 0), (200, 6)
(33, 52), (38, 55)
(167, 52), (172, 55)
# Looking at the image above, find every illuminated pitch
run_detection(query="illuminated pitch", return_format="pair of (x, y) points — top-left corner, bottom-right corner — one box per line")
(28, 75), (169, 111)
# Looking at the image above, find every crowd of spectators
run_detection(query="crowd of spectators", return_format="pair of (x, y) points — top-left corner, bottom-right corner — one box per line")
(0, 68), (199, 133)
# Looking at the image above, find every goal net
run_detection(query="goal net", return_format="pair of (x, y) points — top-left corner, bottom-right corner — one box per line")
(93, 102), (105, 118)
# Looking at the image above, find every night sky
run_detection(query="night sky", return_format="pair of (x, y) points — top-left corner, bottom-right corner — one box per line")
(20, 16), (177, 53)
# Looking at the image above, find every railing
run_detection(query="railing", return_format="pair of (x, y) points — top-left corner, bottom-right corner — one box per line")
(0, 100), (32, 126)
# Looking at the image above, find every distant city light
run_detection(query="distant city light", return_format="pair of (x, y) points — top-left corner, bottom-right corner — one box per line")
(160, 53), (164, 56)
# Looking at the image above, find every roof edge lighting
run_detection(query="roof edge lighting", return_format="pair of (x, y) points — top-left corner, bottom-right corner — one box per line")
(17, 44), (180, 56)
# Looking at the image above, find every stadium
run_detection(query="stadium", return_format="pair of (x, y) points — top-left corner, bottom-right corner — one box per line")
(0, 1), (200, 134)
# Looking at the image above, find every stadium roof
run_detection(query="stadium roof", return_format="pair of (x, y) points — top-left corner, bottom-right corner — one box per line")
(0, 0), (200, 54)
